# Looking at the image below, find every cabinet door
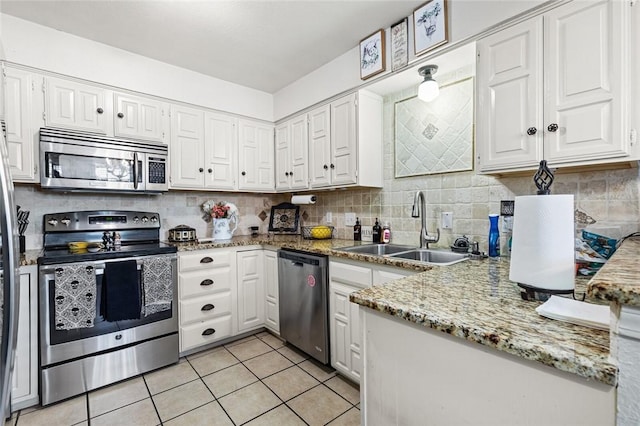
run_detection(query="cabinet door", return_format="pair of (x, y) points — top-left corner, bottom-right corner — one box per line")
(12, 266), (38, 410)
(544, 0), (627, 163)
(275, 122), (291, 190)
(170, 105), (204, 188)
(45, 77), (109, 134)
(476, 18), (544, 171)
(3, 68), (37, 181)
(330, 93), (357, 186)
(329, 281), (353, 379)
(238, 120), (274, 191)
(264, 250), (280, 333)
(289, 114), (309, 190)
(237, 251), (265, 332)
(204, 112), (237, 190)
(114, 92), (167, 143)
(309, 105), (331, 188)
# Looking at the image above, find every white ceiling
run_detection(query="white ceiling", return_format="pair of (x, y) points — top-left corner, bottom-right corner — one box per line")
(1, 0), (425, 94)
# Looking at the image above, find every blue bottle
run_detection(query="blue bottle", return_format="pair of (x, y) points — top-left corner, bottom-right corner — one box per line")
(488, 214), (500, 257)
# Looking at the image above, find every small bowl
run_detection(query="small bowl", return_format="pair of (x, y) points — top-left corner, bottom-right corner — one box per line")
(68, 241), (88, 250)
(86, 243), (103, 253)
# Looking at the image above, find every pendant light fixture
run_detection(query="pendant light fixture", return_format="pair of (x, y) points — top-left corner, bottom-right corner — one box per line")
(418, 64), (439, 102)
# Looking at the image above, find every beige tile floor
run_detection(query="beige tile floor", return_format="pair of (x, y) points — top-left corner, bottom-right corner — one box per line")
(8, 331), (360, 426)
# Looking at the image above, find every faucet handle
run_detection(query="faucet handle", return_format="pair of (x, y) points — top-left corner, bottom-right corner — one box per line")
(425, 228), (440, 243)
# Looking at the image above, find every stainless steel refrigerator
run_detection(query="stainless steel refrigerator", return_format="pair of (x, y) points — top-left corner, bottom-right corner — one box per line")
(0, 123), (21, 420)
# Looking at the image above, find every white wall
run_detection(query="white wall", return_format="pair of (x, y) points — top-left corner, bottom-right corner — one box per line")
(273, 0), (547, 120)
(0, 14), (274, 121)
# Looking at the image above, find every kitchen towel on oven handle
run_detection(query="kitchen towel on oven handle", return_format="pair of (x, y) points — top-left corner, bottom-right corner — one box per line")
(54, 264), (96, 330)
(141, 256), (173, 317)
(102, 260), (141, 321)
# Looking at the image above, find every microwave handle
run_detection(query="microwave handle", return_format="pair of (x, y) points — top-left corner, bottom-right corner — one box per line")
(133, 152), (139, 190)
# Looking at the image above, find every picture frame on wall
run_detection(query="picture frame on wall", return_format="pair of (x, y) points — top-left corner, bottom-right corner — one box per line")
(390, 18), (409, 72)
(413, 0), (448, 57)
(359, 29), (386, 80)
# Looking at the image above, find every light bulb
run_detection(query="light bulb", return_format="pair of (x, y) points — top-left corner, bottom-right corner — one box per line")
(418, 79), (439, 102)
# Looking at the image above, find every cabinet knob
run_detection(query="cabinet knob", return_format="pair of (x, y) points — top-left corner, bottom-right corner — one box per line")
(201, 304), (215, 311)
(96, 107), (104, 114)
(289, 171), (293, 176)
(323, 164), (328, 170)
(241, 171), (246, 176)
(200, 279), (214, 286)
(208, 168), (212, 173)
(117, 112), (124, 118)
(199, 167), (204, 173)
(202, 328), (216, 336)
(526, 127), (537, 135)
(547, 123), (559, 132)
(285, 172), (289, 176)
(330, 164), (335, 169)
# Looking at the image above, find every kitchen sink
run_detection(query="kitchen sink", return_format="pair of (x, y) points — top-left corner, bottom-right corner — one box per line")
(389, 249), (469, 266)
(335, 243), (417, 256)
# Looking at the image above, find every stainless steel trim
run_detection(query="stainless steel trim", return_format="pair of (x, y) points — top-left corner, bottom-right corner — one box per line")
(39, 254), (177, 366)
(133, 151), (139, 190)
(0, 125), (20, 420)
(41, 333), (178, 406)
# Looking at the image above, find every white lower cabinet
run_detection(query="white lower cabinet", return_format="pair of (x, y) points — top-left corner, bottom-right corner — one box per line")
(236, 250), (265, 332)
(263, 249), (280, 334)
(329, 259), (412, 384)
(12, 265), (38, 411)
(178, 249), (236, 353)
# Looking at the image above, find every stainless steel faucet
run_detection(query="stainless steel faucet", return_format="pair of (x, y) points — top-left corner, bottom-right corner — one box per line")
(412, 190), (440, 248)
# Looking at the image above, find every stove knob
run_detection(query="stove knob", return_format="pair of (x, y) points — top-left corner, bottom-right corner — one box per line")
(150, 216), (158, 223)
(47, 218), (58, 226)
(141, 216), (149, 223)
(133, 216), (140, 223)
(61, 217), (71, 226)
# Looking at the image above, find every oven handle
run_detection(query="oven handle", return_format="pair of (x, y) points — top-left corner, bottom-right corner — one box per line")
(133, 152), (139, 190)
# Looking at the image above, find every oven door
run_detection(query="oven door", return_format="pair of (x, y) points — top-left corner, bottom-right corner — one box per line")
(40, 140), (145, 192)
(39, 254), (178, 367)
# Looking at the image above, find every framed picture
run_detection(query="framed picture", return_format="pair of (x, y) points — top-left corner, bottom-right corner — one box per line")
(413, 0), (448, 57)
(390, 18), (408, 72)
(359, 29), (385, 80)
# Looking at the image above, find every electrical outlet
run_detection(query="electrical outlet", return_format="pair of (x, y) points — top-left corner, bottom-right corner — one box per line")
(442, 212), (453, 229)
(345, 212), (356, 226)
(326, 212), (332, 224)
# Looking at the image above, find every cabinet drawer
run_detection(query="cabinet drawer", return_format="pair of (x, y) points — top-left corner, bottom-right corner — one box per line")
(330, 261), (372, 288)
(179, 267), (232, 298)
(180, 292), (231, 326)
(180, 315), (232, 352)
(179, 250), (232, 272)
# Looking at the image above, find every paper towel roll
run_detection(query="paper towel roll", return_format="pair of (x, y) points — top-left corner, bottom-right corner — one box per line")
(291, 195), (316, 205)
(509, 194), (575, 291)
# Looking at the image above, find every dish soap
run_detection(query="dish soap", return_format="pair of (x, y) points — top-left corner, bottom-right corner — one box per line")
(382, 222), (391, 243)
(372, 218), (381, 243)
(488, 214), (500, 257)
(354, 217), (361, 241)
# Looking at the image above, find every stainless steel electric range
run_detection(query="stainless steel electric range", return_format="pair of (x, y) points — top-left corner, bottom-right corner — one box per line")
(37, 210), (178, 405)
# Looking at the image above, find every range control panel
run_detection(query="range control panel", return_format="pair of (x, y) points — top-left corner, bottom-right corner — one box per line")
(44, 210), (160, 232)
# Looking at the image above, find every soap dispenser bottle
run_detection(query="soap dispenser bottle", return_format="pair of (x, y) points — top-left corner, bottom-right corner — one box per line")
(354, 217), (362, 241)
(488, 214), (500, 257)
(382, 222), (391, 243)
(372, 218), (381, 243)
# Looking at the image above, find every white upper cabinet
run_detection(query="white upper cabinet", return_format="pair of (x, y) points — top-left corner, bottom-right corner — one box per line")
(3, 66), (44, 182)
(275, 114), (308, 191)
(477, 0), (633, 173)
(114, 92), (169, 143)
(308, 90), (383, 189)
(44, 76), (111, 134)
(238, 119), (275, 191)
(170, 105), (205, 188)
(204, 112), (237, 190)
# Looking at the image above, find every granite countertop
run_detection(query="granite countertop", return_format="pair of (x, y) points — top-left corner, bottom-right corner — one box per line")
(587, 237), (640, 306)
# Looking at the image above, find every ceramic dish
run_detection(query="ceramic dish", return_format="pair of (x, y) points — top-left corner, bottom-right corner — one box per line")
(86, 243), (103, 253)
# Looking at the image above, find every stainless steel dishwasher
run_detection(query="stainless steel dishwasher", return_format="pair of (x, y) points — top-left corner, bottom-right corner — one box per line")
(278, 249), (329, 364)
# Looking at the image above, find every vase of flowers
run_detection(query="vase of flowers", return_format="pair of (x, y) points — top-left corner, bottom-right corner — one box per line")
(202, 200), (239, 240)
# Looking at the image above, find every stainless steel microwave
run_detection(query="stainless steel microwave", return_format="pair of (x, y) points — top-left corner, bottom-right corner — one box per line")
(39, 128), (168, 193)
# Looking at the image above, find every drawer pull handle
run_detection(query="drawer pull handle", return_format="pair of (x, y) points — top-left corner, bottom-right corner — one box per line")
(200, 279), (214, 286)
(202, 328), (216, 336)
(201, 304), (215, 311)
(200, 257), (213, 263)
